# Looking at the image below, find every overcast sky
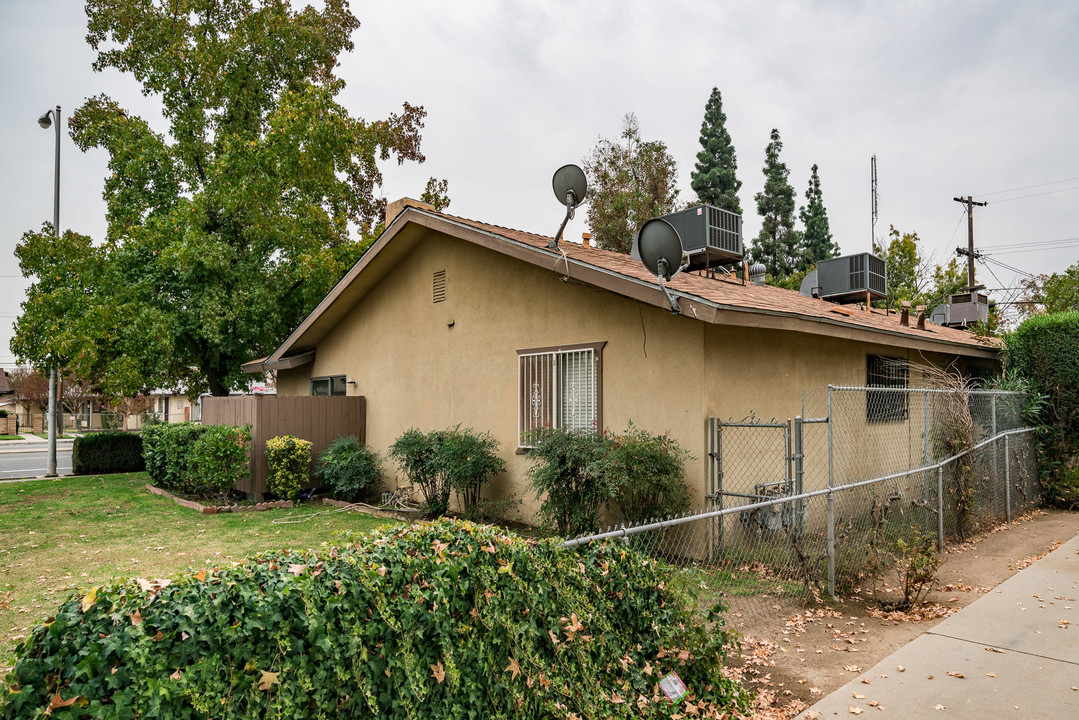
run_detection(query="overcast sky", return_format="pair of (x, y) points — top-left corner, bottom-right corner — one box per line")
(3, 0), (1078, 368)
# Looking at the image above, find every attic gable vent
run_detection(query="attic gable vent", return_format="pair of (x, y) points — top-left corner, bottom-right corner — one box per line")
(433, 270), (447, 303)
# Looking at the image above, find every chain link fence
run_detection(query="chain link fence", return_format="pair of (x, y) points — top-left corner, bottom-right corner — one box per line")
(564, 386), (1037, 629)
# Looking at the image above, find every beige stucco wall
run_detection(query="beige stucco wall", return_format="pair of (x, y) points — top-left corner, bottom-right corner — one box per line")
(278, 230), (997, 527)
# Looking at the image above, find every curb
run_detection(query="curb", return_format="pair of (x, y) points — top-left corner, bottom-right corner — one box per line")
(146, 484), (294, 515)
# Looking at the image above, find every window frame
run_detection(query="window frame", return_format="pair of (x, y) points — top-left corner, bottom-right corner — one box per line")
(310, 374), (347, 397)
(866, 355), (908, 423)
(517, 341), (605, 451)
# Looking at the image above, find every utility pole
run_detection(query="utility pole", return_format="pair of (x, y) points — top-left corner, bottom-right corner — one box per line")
(953, 195), (987, 290)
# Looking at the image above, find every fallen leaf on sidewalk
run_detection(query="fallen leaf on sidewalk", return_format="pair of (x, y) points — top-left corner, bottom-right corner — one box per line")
(934, 704), (946, 710)
(985, 647), (1005, 653)
(946, 671), (965, 678)
(985, 673), (997, 678)
(848, 706), (863, 715)
(897, 665), (905, 672)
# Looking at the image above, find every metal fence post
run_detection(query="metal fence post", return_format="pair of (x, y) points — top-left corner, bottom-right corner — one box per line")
(991, 394), (1000, 518)
(794, 416), (804, 538)
(937, 465), (945, 553)
(1004, 433), (1012, 523)
(827, 387), (836, 598)
(923, 390), (931, 533)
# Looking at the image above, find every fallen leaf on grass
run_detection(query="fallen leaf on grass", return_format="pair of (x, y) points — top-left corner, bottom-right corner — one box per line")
(805, 712), (822, 720)
(129, 609), (142, 626)
(431, 662), (445, 684)
(844, 665), (862, 672)
(288, 564), (306, 577)
(193, 570), (206, 582)
(169, 669), (182, 681)
(505, 657), (520, 680)
(810, 687), (822, 695)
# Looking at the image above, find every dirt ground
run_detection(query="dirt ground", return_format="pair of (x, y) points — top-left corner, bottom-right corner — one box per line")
(724, 509), (1079, 718)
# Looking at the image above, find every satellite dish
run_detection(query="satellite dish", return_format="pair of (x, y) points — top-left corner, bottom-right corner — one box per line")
(552, 164), (587, 208)
(548, 164), (588, 250)
(634, 218), (689, 313)
(799, 269), (820, 298)
(635, 219), (683, 280)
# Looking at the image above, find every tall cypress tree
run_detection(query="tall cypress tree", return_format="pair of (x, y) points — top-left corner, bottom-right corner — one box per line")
(750, 129), (800, 279)
(798, 164), (839, 270)
(690, 88), (741, 214)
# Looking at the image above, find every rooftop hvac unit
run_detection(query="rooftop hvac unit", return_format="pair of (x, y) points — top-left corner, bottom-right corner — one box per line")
(811, 253), (887, 303)
(930, 292), (989, 327)
(644, 204), (742, 270)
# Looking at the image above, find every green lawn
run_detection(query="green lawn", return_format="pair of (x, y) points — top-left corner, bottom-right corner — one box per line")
(0, 473), (397, 671)
(0, 437), (23, 442)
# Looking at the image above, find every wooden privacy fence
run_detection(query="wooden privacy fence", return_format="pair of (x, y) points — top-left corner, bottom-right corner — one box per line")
(201, 395), (366, 499)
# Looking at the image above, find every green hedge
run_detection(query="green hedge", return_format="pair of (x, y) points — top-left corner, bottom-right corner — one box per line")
(141, 423), (251, 499)
(71, 432), (145, 475)
(1006, 311), (1079, 507)
(2, 520), (748, 719)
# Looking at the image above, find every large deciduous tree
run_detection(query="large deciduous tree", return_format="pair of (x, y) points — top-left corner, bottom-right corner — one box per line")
(12, 0), (427, 398)
(874, 226), (967, 310)
(750, 129), (800, 279)
(690, 88), (741, 214)
(798, 164), (839, 270)
(583, 113), (679, 254)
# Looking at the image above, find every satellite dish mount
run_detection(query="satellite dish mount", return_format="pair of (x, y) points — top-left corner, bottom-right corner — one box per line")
(548, 164), (588, 250)
(634, 218), (689, 314)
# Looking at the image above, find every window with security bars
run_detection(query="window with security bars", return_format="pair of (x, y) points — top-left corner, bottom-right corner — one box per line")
(866, 355), (908, 422)
(518, 342), (604, 448)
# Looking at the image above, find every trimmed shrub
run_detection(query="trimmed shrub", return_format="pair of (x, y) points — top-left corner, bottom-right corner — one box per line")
(440, 428), (506, 513)
(389, 428), (452, 516)
(604, 423), (691, 526)
(526, 428), (609, 536)
(389, 427), (506, 517)
(315, 435), (382, 502)
(0, 409), (7, 418)
(71, 432), (145, 475)
(2, 520), (749, 719)
(141, 423), (250, 498)
(188, 425), (251, 498)
(265, 435), (312, 500)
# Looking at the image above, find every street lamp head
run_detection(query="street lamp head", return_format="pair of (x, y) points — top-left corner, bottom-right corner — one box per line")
(37, 111), (52, 129)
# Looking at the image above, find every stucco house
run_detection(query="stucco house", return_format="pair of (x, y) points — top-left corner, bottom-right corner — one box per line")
(245, 200), (998, 518)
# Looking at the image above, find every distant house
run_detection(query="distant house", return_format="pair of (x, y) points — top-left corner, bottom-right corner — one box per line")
(0, 369), (12, 398)
(245, 201), (998, 520)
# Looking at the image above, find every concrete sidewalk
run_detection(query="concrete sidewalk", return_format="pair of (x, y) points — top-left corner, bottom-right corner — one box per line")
(798, 534), (1079, 718)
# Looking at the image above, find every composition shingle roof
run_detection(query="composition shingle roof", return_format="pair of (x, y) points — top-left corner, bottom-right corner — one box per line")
(260, 205), (997, 369)
(0, 369), (11, 395)
(444, 212), (998, 352)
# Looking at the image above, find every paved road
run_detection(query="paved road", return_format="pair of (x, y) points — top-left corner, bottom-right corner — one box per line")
(0, 446), (73, 479)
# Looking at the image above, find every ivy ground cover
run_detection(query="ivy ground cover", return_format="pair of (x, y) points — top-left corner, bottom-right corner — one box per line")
(0, 473), (392, 674)
(3, 519), (749, 719)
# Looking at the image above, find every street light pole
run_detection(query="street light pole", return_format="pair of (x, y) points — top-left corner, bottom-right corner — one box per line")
(39, 105), (61, 478)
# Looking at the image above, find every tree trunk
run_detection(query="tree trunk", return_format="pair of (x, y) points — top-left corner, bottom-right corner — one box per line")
(206, 365), (231, 397)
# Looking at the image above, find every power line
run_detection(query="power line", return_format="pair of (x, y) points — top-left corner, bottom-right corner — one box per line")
(975, 175), (1079, 198)
(988, 184), (1079, 204)
(979, 235), (1079, 251)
